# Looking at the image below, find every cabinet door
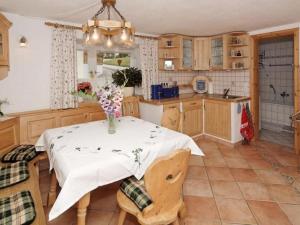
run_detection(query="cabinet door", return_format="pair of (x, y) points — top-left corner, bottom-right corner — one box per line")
(193, 38), (210, 70)
(182, 108), (203, 136)
(89, 111), (106, 121)
(60, 113), (89, 127)
(204, 100), (231, 140)
(210, 36), (224, 69)
(0, 26), (9, 66)
(181, 37), (193, 70)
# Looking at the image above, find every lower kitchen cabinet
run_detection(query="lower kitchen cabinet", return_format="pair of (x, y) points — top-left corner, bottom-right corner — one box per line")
(204, 99), (231, 140)
(182, 100), (203, 136)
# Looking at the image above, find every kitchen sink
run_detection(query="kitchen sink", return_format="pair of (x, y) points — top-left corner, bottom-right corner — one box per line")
(223, 95), (240, 99)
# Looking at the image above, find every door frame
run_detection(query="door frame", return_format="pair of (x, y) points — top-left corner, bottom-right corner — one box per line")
(250, 28), (300, 153)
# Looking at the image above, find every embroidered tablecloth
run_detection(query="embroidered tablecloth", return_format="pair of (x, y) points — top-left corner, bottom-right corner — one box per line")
(35, 116), (203, 220)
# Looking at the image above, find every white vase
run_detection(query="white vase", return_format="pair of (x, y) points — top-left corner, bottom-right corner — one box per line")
(123, 87), (134, 97)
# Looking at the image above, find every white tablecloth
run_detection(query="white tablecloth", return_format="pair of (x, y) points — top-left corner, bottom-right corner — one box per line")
(35, 116), (203, 220)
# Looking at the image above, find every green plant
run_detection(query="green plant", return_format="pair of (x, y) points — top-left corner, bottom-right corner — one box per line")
(112, 67), (142, 87)
(0, 99), (9, 117)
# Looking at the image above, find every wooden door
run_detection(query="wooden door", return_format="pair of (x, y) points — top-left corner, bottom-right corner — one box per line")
(193, 38), (210, 70)
(210, 36), (224, 70)
(0, 13), (11, 66)
(182, 101), (203, 136)
(180, 36), (193, 70)
(204, 100), (231, 140)
(182, 109), (203, 136)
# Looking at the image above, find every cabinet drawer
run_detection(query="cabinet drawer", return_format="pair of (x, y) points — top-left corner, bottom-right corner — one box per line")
(182, 100), (202, 111)
(163, 103), (180, 111)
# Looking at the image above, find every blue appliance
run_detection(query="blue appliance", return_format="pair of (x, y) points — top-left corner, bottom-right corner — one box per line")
(151, 85), (179, 100)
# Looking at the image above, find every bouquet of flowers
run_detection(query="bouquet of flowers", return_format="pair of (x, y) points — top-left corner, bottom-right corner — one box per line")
(97, 84), (123, 134)
(97, 83), (123, 117)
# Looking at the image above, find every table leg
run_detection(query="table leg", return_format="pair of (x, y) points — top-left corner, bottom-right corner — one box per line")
(47, 171), (57, 206)
(77, 193), (90, 225)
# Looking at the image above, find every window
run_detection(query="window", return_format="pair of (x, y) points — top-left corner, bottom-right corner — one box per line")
(77, 49), (131, 82)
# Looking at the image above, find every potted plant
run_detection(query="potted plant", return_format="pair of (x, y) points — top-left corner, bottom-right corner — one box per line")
(0, 99), (9, 117)
(112, 67), (142, 97)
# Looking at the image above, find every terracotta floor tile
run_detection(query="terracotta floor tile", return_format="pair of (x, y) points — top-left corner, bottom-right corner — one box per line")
(219, 147), (242, 159)
(267, 184), (300, 204)
(86, 210), (114, 225)
(230, 168), (260, 182)
(215, 197), (256, 224)
(187, 166), (208, 180)
(189, 155), (205, 166)
(238, 182), (273, 201)
(204, 157), (227, 167)
(238, 149), (263, 160)
(89, 182), (120, 211)
(184, 196), (220, 223)
(206, 167), (234, 181)
(280, 203), (300, 225)
(255, 170), (289, 185)
(46, 207), (76, 225)
(275, 155), (299, 167)
(247, 200), (292, 225)
(210, 181), (243, 199)
(224, 157), (250, 169)
(183, 179), (213, 197)
(247, 159), (273, 170)
(109, 211), (139, 225)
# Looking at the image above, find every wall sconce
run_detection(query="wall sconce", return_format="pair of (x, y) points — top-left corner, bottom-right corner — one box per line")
(19, 36), (27, 47)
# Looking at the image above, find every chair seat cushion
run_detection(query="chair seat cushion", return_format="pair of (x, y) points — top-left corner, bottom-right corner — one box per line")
(0, 161), (29, 189)
(2, 145), (39, 163)
(120, 176), (152, 211)
(0, 191), (36, 225)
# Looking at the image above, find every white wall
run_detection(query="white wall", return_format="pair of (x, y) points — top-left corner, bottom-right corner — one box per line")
(0, 12), (52, 113)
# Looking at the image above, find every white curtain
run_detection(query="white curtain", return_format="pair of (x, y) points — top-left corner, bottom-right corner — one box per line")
(50, 28), (77, 109)
(135, 37), (159, 99)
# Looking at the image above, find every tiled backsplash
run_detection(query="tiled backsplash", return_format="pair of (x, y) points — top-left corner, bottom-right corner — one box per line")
(159, 70), (250, 96)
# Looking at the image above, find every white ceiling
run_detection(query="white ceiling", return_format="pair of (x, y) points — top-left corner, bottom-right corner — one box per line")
(1, 0), (300, 36)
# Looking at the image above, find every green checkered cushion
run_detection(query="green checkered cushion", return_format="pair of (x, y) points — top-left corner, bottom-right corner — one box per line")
(0, 191), (36, 225)
(2, 145), (39, 163)
(120, 177), (152, 211)
(0, 161), (29, 189)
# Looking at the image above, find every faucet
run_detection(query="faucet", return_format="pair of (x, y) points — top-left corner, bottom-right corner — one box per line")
(223, 88), (230, 98)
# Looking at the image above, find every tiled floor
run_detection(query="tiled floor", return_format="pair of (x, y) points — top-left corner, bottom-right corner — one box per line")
(260, 128), (294, 148)
(40, 138), (300, 225)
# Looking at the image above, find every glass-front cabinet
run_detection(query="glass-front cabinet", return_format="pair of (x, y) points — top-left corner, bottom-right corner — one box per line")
(210, 36), (224, 69)
(181, 37), (193, 70)
(0, 13), (12, 80)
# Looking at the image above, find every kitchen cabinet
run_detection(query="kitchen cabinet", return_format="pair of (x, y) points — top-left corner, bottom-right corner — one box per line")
(0, 13), (12, 80)
(158, 35), (193, 71)
(210, 35), (226, 70)
(182, 100), (203, 136)
(204, 99), (231, 140)
(0, 117), (19, 153)
(193, 38), (210, 70)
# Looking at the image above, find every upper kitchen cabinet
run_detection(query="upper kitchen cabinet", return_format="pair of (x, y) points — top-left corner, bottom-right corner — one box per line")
(158, 34), (193, 71)
(209, 35), (226, 70)
(193, 37), (210, 70)
(225, 32), (250, 70)
(0, 13), (12, 80)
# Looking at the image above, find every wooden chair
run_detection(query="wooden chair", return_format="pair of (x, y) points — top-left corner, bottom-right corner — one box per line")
(117, 149), (191, 225)
(122, 96), (140, 118)
(161, 108), (181, 131)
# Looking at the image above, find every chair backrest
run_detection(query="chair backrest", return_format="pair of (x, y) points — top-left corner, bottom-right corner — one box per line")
(122, 96), (140, 118)
(143, 149), (191, 218)
(161, 108), (180, 131)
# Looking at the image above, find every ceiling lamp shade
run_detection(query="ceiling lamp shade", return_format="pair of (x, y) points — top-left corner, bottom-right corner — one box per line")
(83, 0), (135, 48)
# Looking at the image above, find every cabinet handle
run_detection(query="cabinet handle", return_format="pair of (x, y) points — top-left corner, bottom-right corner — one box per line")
(190, 103), (197, 106)
(168, 106), (177, 109)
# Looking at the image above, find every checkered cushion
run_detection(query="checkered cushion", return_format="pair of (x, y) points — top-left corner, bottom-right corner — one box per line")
(120, 177), (152, 211)
(0, 161), (29, 189)
(0, 191), (36, 225)
(2, 145), (39, 163)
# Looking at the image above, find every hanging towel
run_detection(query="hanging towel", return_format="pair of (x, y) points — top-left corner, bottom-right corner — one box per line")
(240, 103), (254, 144)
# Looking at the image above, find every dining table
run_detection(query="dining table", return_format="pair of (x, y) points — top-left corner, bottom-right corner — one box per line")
(35, 116), (204, 225)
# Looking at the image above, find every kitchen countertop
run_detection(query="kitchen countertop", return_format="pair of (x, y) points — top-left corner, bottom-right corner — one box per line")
(141, 93), (250, 105)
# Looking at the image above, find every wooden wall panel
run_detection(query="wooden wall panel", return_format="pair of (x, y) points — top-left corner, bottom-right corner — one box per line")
(0, 117), (19, 154)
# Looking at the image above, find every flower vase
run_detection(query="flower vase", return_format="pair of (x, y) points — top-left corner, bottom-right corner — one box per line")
(107, 114), (116, 134)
